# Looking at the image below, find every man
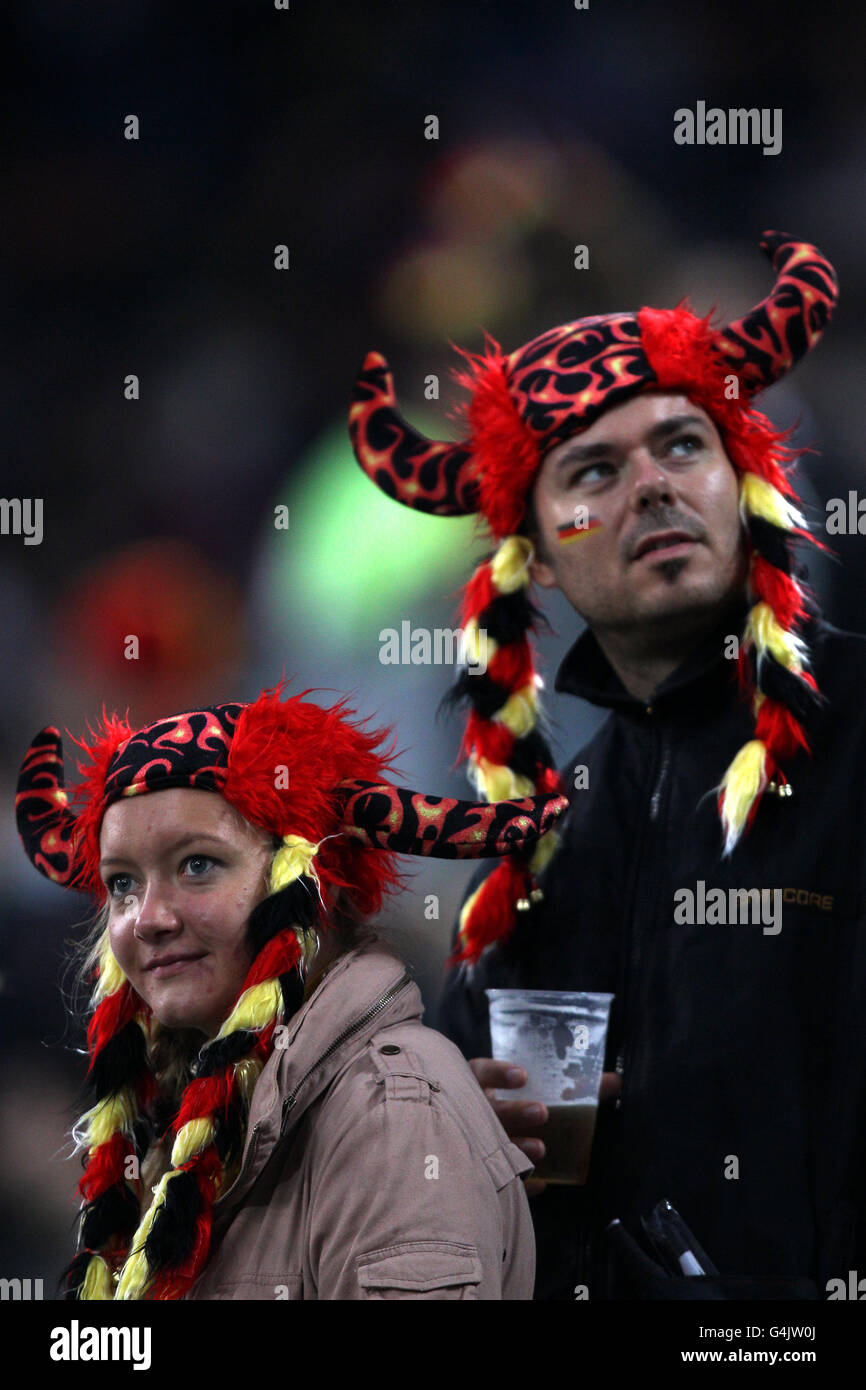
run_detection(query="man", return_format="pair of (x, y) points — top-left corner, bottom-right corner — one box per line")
(349, 233), (866, 1300)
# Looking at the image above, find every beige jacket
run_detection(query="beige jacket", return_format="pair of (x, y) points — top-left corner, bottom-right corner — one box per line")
(186, 936), (535, 1299)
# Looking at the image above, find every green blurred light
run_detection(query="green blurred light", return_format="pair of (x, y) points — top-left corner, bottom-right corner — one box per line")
(264, 420), (484, 647)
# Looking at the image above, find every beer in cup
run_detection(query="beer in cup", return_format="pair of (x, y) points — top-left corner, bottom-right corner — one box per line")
(485, 989), (614, 1185)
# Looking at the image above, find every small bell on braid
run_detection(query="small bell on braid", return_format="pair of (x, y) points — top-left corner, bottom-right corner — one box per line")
(17, 684), (566, 1299)
(350, 231), (838, 962)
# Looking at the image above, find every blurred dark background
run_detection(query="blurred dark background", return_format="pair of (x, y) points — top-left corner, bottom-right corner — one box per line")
(2, 0), (864, 1288)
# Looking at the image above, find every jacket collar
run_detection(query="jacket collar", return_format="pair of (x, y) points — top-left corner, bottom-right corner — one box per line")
(554, 592), (752, 714)
(213, 936), (421, 1220)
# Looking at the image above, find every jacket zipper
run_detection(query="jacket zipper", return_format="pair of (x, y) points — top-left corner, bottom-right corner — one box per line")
(617, 712), (670, 1099)
(596, 712), (669, 1297)
(279, 973), (413, 1133)
(649, 742), (671, 822)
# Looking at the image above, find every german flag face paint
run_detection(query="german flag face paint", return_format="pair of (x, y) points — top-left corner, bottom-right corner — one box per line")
(557, 513), (602, 545)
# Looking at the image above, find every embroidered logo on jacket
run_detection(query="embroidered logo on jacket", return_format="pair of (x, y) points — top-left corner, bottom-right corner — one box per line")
(782, 888), (834, 912)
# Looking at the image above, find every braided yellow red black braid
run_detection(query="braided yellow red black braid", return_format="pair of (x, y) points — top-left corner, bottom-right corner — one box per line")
(448, 537), (563, 964)
(64, 937), (149, 1299)
(718, 467), (822, 853)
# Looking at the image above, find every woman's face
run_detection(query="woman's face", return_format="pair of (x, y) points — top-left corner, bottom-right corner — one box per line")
(101, 788), (273, 1038)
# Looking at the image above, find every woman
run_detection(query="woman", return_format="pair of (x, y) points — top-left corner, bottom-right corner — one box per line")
(16, 684), (564, 1300)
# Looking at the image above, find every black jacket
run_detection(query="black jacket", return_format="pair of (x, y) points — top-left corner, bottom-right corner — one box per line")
(436, 603), (866, 1300)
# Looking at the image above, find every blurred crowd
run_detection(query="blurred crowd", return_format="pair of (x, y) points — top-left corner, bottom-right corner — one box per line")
(2, 0), (864, 1288)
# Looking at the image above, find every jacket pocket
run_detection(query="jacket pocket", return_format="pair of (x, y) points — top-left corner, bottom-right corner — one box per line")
(356, 1241), (482, 1300)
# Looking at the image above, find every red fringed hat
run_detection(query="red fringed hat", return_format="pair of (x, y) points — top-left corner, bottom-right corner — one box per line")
(17, 686), (567, 905)
(349, 232), (838, 962)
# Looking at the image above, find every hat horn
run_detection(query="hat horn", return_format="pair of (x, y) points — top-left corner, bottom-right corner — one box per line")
(16, 728), (82, 887)
(713, 231), (838, 393)
(349, 350), (480, 515)
(338, 779), (566, 858)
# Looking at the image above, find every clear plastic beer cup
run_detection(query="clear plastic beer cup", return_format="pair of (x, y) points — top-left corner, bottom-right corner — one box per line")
(485, 989), (614, 1185)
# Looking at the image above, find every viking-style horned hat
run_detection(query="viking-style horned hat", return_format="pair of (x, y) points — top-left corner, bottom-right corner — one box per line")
(16, 685), (565, 1300)
(349, 232), (838, 962)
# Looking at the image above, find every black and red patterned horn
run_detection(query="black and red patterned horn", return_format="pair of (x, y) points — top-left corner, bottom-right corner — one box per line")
(338, 780), (566, 858)
(713, 231), (838, 394)
(16, 728), (82, 887)
(349, 351), (480, 515)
